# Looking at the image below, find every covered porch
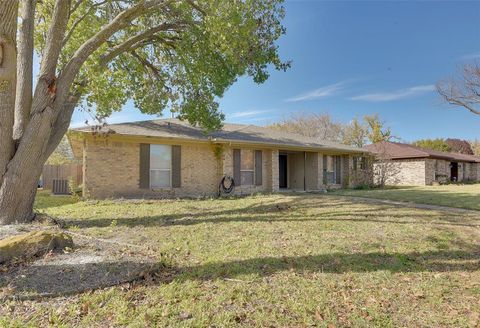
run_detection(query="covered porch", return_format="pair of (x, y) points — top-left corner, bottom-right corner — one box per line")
(277, 150), (352, 191)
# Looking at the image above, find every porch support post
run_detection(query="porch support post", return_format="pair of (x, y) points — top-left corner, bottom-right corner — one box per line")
(318, 153), (324, 190)
(303, 151), (306, 191)
(271, 149), (279, 192)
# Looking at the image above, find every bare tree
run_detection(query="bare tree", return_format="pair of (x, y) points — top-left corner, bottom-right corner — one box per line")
(470, 139), (480, 156)
(373, 155), (400, 188)
(342, 117), (368, 148)
(269, 112), (344, 142)
(437, 63), (480, 115)
(368, 142), (401, 187)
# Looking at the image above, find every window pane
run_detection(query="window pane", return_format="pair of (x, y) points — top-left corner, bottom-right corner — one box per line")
(327, 156), (334, 171)
(327, 172), (335, 184)
(150, 170), (171, 188)
(241, 171), (254, 185)
(241, 150), (254, 170)
(151, 145), (171, 170)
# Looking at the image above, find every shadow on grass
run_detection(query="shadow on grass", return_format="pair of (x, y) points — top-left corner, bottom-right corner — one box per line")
(333, 187), (480, 211)
(179, 248), (480, 281)
(0, 259), (165, 299)
(61, 197), (480, 229)
(2, 247), (479, 299)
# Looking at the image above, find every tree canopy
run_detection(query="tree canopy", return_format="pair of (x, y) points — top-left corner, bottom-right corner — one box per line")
(412, 139), (451, 152)
(34, 0), (289, 131)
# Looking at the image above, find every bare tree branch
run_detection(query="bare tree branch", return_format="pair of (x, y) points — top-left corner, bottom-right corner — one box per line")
(437, 63), (480, 115)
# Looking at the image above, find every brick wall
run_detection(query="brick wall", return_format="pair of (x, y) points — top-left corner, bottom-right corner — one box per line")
(379, 158), (480, 186)
(475, 163), (480, 181)
(220, 146), (274, 195)
(83, 139), (220, 199)
(270, 150), (279, 192)
(80, 136), (361, 199)
(425, 159), (436, 185)
(374, 159), (427, 186)
(341, 155), (352, 188)
(83, 139), (285, 199)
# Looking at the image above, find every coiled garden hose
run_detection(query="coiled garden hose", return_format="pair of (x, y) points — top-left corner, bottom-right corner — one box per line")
(218, 175), (235, 197)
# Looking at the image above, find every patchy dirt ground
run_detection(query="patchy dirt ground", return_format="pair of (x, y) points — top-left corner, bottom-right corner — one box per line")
(0, 224), (162, 300)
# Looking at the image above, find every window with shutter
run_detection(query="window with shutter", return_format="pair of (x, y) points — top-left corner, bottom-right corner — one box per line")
(255, 150), (262, 186)
(172, 145), (181, 188)
(240, 149), (254, 185)
(150, 145), (171, 188)
(139, 144), (150, 189)
(233, 149), (262, 186)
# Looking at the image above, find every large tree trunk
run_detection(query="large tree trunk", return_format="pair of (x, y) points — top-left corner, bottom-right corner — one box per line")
(0, 1), (18, 181)
(0, 0), (72, 225)
(0, 95), (78, 225)
(0, 164), (43, 224)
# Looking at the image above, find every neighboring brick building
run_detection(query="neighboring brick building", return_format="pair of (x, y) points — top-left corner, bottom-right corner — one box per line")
(366, 141), (480, 186)
(68, 119), (368, 199)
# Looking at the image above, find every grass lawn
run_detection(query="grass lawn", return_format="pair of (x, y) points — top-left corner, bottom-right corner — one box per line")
(332, 184), (480, 211)
(34, 189), (78, 210)
(2, 192), (480, 327)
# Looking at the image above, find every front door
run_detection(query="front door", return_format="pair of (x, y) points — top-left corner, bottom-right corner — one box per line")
(450, 162), (458, 182)
(279, 154), (288, 188)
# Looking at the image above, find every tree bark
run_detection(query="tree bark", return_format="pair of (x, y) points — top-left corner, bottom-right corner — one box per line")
(0, 98), (78, 224)
(14, 0), (36, 140)
(0, 1), (18, 181)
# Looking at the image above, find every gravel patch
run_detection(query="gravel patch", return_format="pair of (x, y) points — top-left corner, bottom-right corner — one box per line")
(0, 224), (51, 240)
(0, 230), (162, 299)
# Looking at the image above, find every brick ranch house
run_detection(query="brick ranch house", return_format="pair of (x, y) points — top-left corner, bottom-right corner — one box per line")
(67, 119), (368, 199)
(366, 141), (480, 186)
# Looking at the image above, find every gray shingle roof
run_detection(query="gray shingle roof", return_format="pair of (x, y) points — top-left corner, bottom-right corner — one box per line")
(72, 118), (365, 153)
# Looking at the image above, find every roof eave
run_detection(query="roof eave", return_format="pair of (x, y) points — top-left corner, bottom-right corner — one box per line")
(211, 138), (366, 154)
(70, 130), (366, 154)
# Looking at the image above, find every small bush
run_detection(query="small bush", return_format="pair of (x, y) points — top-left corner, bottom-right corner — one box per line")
(353, 184), (371, 190)
(68, 178), (82, 201)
